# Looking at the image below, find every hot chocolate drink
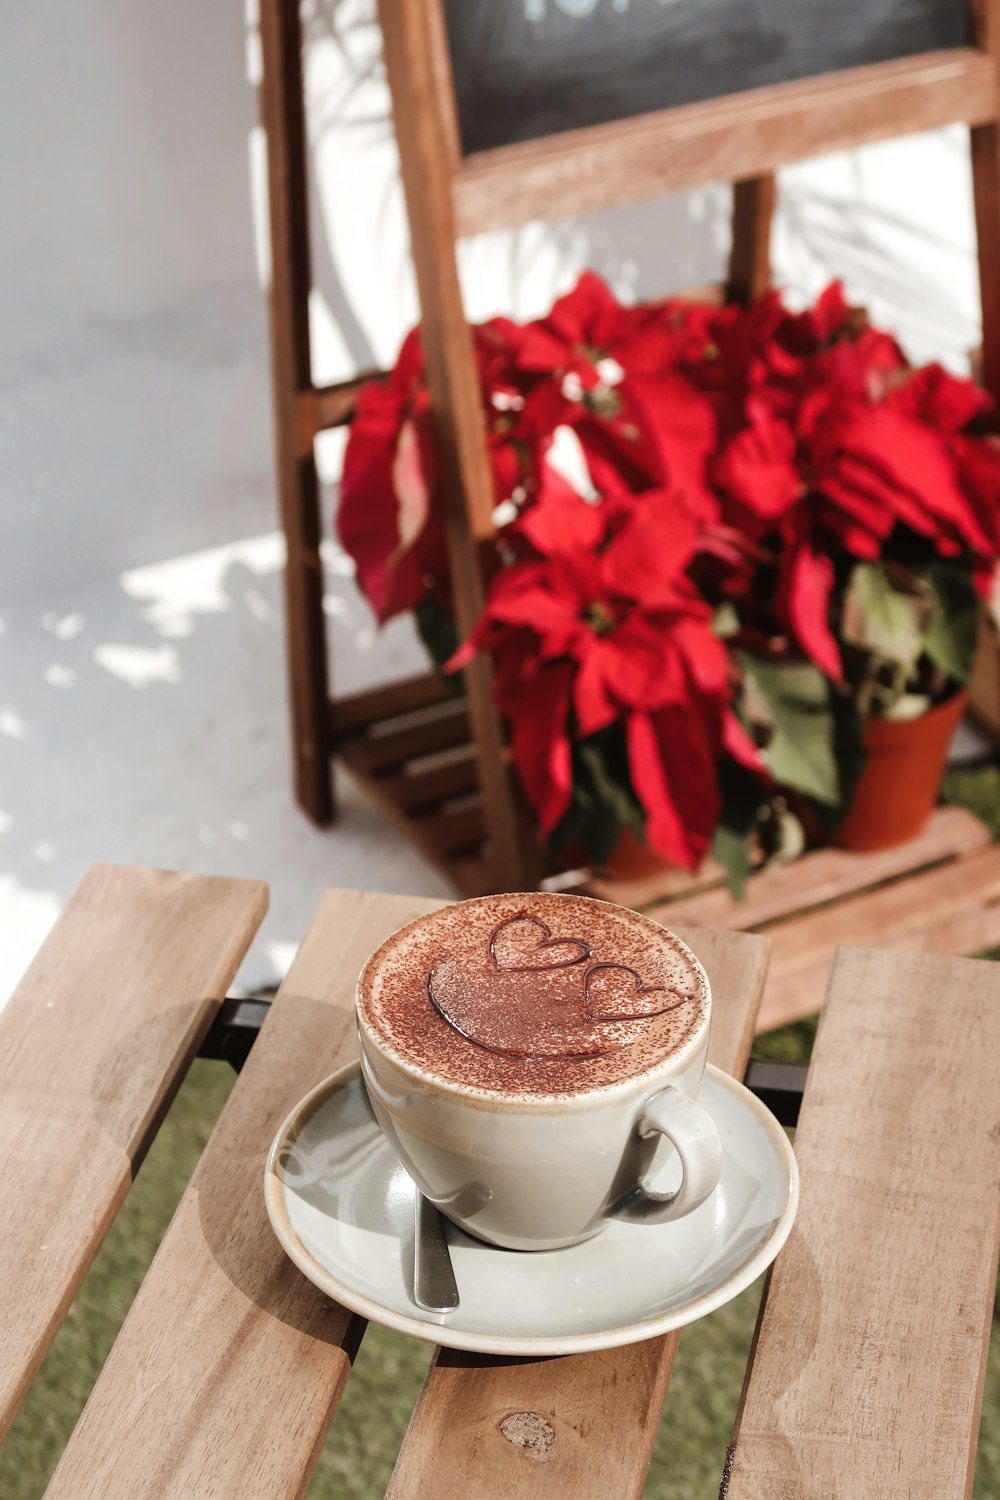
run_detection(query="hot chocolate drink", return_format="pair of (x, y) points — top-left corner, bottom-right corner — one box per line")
(357, 891), (708, 1099)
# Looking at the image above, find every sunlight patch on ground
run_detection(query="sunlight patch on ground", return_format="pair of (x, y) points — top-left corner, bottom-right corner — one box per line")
(264, 940), (299, 981)
(0, 874), (61, 1003)
(0, 708), (28, 738)
(41, 613), (85, 641)
(92, 643), (182, 689)
(319, 535), (356, 577)
(119, 532), (286, 637)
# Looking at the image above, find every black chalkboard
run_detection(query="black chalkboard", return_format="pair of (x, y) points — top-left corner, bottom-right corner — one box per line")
(443, 0), (969, 155)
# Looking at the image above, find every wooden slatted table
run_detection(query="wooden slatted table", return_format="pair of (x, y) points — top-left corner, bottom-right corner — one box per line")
(2, 865), (999, 1498)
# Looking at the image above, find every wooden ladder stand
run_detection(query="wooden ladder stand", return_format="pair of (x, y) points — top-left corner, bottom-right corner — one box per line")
(259, 0), (1000, 898)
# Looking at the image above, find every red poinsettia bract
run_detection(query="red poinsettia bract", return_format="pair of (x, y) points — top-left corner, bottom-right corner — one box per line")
(707, 289), (1000, 677)
(337, 320), (533, 622)
(338, 273), (1000, 873)
(449, 479), (762, 870)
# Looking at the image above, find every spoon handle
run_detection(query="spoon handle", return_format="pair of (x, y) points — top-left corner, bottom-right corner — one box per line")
(413, 1192), (460, 1313)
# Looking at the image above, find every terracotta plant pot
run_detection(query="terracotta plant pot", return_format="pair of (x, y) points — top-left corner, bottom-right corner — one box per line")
(834, 689), (968, 852)
(594, 827), (675, 881)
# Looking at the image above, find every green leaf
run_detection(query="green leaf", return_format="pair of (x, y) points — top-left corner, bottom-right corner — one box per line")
(740, 654), (841, 806)
(713, 600), (741, 639)
(841, 563), (923, 669)
(921, 563), (981, 685)
(711, 822), (752, 900)
(546, 729), (645, 866)
(575, 740), (644, 862)
(414, 594), (461, 678)
(712, 756), (766, 899)
(578, 742), (644, 832)
(827, 687), (867, 825)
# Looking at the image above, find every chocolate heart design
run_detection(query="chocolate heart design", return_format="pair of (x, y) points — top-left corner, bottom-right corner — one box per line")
(490, 916), (590, 974)
(584, 963), (688, 1023)
(428, 957), (615, 1060)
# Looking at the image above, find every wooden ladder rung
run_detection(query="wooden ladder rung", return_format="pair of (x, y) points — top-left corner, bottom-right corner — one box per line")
(341, 702), (472, 777)
(415, 802), (486, 857)
(386, 754), (481, 814)
(329, 674), (455, 740)
(306, 368), (386, 434)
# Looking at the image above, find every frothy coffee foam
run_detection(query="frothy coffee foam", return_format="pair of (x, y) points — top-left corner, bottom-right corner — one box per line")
(357, 892), (708, 1097)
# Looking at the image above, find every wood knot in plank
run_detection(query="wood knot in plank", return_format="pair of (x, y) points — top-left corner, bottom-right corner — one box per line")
(499, 1411), (556, 1461)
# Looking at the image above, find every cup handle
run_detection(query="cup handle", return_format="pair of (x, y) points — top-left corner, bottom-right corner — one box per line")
(608, 1087), (723, 1226)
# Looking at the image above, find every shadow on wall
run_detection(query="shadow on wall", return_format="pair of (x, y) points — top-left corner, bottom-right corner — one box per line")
(288, 0), (732, 382)
(289, 2), (979, 382)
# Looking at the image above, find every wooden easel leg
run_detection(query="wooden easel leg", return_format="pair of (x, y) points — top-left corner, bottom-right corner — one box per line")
(969, 120), (1000, 733)
(727, 174), (777, 304)
(259, 0), (334, 826)
(378, 0), (538, 892)
(972, 124), (1000, 406)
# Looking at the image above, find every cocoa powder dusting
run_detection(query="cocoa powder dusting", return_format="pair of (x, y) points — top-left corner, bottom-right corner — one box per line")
(357, 893), (708, 1099)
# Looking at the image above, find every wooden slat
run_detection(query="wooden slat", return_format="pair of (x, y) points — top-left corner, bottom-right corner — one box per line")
(45, 890), (442, 1500)
(259, 0), (333, 825)
(649, 806), (990, 934)
(971, 120), (1000, 407)
(329, 673), (454, 739)
(758, 841), (1000, 1031)
(338, 753), (466, 882)
(581, 856), (728, 910)
(728, 174), (776, 304)
(377, 0), (537, 889)
(305, 368), (384, 434)
(388, 753), (480, 814)
(385, 925), (770, 1500)
(727, 945), (1000, 1498)
(341, 700), (472, 776)
(449, 853), (501, 899)
(415, 801), (486, 856)
(453, 49), (997, 236)
(0, 865), (267, 1439)
(971, 0), (1000, 407)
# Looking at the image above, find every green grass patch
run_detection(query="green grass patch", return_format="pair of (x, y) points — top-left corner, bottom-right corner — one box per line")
(0, 1060), (235, 1498)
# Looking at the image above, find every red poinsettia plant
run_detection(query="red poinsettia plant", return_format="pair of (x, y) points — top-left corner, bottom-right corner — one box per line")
(338, 274), (1000, 891)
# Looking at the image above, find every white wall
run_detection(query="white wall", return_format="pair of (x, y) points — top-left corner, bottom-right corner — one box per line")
(0, 0), (982, 608)
(1, 0), (271, 603)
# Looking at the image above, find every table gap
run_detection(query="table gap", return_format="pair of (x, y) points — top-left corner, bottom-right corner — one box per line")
(644, 1275), (766, 1500)
(307, 1324), (433, 1500)
(640, 1011), (817, 1498)
(0, 1059), (235, 1500)
(973, 1276), (1000, 1497)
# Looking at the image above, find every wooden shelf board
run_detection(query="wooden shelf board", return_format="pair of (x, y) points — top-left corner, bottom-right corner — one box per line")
(333, 676), (492, 891)
(579, 806), (997, 1034)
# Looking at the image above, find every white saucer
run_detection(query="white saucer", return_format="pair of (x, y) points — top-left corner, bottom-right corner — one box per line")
(264, 1061), (798, 1357)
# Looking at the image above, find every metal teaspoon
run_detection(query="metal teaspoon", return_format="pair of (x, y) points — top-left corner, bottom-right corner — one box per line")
(413, 1192), (460, 1313)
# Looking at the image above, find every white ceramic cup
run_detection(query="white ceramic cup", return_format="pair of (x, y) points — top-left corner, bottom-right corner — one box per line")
(356, 918), (722, 1252)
